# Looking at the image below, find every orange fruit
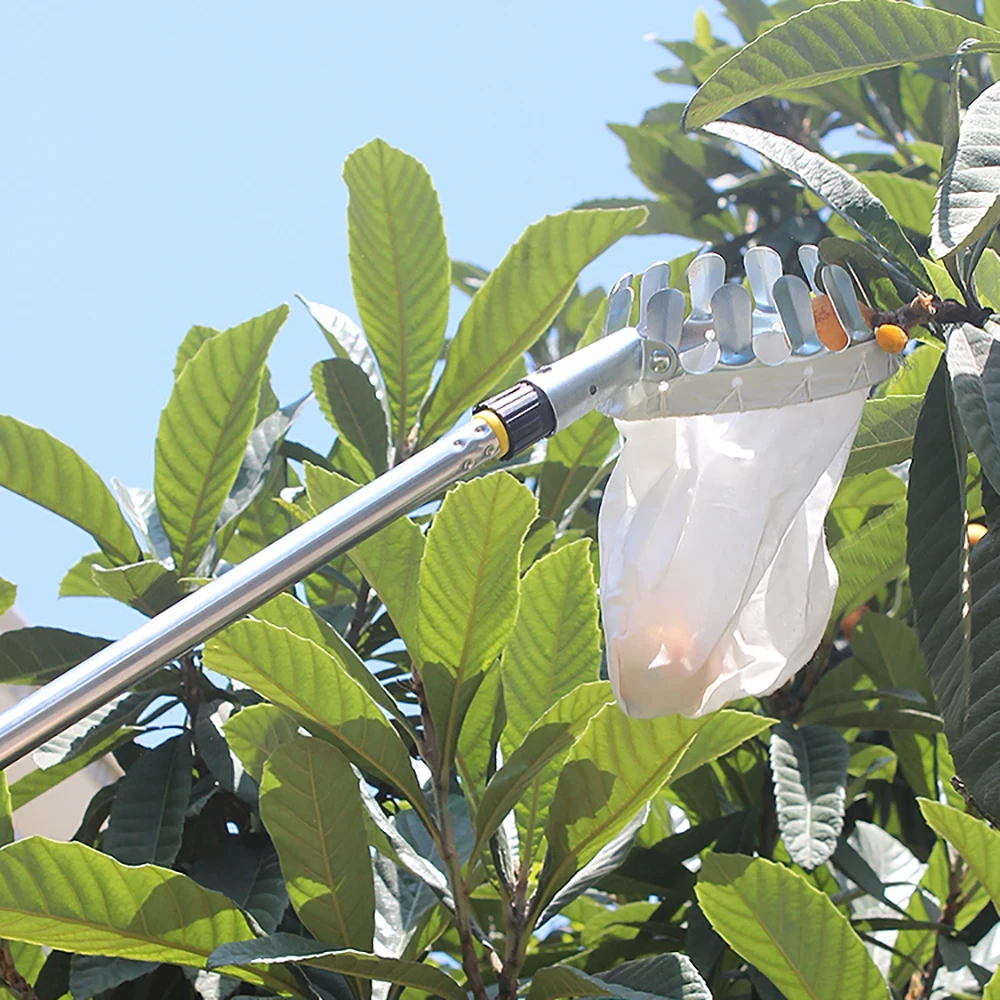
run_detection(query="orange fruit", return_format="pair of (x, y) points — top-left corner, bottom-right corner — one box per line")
(812, 294), (849, 351)
(969, 523), (988, 546)
(875, 323), (908, 354)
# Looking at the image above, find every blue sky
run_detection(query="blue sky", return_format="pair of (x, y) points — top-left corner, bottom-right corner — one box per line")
(0, 1), (735, 640)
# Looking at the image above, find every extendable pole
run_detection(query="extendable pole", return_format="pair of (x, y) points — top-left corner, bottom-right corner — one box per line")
(0, 327), (649, 768)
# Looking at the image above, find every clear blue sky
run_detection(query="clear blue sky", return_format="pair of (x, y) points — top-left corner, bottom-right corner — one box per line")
(0, 1), (734, 640)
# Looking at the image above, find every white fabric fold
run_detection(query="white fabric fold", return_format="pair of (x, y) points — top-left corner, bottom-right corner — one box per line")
(598, 390), (866, 718)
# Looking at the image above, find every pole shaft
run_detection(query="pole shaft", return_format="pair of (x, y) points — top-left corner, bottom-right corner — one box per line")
(0, 418), (501, 769)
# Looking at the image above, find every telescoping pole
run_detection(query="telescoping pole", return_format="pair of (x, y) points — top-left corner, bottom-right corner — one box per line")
(0, 327), (650, 769)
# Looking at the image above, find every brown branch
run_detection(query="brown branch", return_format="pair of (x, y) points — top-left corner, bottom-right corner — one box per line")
(0, 940), (37, 1000)
(179, 650), (202, 719)
(412, 669), (490, 1000)
(906, 851), (966, 1000)
(346, 577), (372, 649)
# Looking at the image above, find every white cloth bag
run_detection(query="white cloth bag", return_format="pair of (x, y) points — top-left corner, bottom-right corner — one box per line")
(598, 389), (866, 718)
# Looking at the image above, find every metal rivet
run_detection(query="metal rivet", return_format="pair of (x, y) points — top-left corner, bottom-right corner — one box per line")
(484, 445), (497, 458)
(589, 384), (598, 395)
(649, 350), (671, 374)
(461, 458), (474, 471)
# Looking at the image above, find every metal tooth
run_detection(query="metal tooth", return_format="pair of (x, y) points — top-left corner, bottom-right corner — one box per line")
(602, 272), (634, 338)
(639, 261), (671, 332)
(744, 245), (784, 338)
(823, 264), (873, 343)
(773, 275), (824, 356)
(682, 252), (726, 347)
(752, 328), (792, 366)
(798, 245), (822, 294)
(645, 287), (686, 349)
(712, 284), (754, 366)
(679, 336), (721, 375)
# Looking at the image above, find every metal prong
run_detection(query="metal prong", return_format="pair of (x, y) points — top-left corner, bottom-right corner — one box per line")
(824, 264), (872, 342)
(603, 273), (634, 338)
(679, 335), (721, 375)
(799, 244), (822, 294)
(752, 328), (792, 366)
(712, 284), (754, 366)
(646, 287), (686, 349)
(773, 275), (823, 356)
(682, 252), (726, 348)
(639, 261), (671, 331)
(745, 245), (783, 338)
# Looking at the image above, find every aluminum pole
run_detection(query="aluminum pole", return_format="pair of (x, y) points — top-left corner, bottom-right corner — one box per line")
(0, 326), (649, 768)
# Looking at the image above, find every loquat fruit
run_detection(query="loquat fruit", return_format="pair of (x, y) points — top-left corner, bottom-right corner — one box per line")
(875, 323), (909, 354)
(812, 294), (850, 351)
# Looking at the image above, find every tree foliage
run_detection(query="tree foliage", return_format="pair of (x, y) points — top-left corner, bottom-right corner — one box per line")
(2, 3), (1000, 999)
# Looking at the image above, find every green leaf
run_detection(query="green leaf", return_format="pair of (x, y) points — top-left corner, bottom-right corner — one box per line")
(173, 324), (219, 379)
(69, 956), (157, 998)
(696, 853), (889, 1000)
(472, 682), (615, 866)
(454, 661), (504, 816)
(947, 321), (1000, 492)
(222, 703), (300, 784)
(844, 395), (923, 477)
(527, 954), (711, 1000)
(419, 207), (646, 441)
(102, 734), (192, 867)
(769, 722), (850, 870)
(541, 709), (772, 907)
(831, 500), (907, 620)
(261, 738), (375, 962)
(190, 837), (288, 936)
(499, 541), (603, 865)
(203, 619), (430, 827)
(907, 359), (971, 739)
(856, 172), (936, 236)
(344, 139), (449, 449)
(252, 592), (404, 732)
(0, 627), (110, 685)
(59, 550), (115, 597)
(501, 540), (601, 748)
(702, 121), (927, 288)
(34, 687), (157, 770)
(0, 774), (12, 849)
(417, 472), (536, 768)
(91, 560), (183, 617)
(879, 342), (944, 397)
(0, 578), (14, 616)
(987, 967), (1000, 1000)
(209, 933), (466, 1000)
(950, 484), (1000, 822)
(683, 0), (1000, 130)
(539, 413), (619, 521)
(0, 416), (139, 565)
(194, 701), (258, 805)
(934, 81), (1000, 261)
(918, 799), (1000, 907)
(0, 838), (302, 995)
(418, 471), (536, 674)
(212, 395), (310, 563)
(305, 463), (425, 650)
(9, 726), (137, 812)
(312, 358), (390, 482)
(154, 304), (287, 576)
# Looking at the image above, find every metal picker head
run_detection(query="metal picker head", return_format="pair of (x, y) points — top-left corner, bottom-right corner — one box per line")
(597, 245), (903, 422)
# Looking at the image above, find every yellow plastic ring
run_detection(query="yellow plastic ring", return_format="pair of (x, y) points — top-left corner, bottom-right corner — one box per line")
(476, 409), (510, 458)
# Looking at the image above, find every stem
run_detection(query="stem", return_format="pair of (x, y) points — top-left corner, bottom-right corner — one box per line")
(413, 670), (490, 1000)
(0, 940), (37, 1000)
(906, 851), (965, 1000)
(346, 577), (372, 649)
(179, 650), (202, 720)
